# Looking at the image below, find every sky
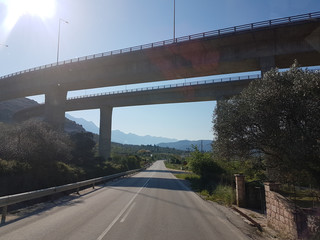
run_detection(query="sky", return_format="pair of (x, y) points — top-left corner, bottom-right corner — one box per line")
(0, 0), (319, 141)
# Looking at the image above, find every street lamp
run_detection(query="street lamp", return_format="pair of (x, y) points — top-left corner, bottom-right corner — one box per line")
(57, 18), (68, 64)
(0, 44), (8, 47)
(173, 0), (175, 42)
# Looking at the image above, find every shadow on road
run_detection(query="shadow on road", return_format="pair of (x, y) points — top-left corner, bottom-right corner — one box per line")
(1, 187), (101, 227)
(143, 169), (189, 175)
(112, 177), (191, 191)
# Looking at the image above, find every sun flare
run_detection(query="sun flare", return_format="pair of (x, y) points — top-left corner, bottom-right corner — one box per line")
(2, 0), (56, 30)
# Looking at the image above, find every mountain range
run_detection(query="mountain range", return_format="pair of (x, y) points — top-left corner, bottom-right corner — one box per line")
(1, 98), (212, 151)
(65, 114), (212, 150)
(158, 140), (212, 152)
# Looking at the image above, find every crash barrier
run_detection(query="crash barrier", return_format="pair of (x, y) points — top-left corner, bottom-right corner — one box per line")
(0, 168), (145, 224)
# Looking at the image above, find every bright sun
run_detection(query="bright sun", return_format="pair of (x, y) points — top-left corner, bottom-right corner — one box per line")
(3, 0), (56, 30)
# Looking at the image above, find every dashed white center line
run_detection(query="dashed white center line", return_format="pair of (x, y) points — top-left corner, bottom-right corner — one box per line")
(96, 177), (151, 240)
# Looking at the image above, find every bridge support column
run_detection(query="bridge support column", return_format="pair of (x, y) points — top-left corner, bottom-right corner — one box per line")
(260, 56), (275, 77)
(45, 87), (67, 131)
(99, 106), (113, 160)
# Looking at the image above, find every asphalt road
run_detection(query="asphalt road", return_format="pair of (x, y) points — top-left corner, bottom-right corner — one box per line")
(0, 160), (255, 240)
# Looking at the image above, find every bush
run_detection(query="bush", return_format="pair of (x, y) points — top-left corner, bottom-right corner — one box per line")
(209, 185), (235, 206)
(187, 147), (224, 181)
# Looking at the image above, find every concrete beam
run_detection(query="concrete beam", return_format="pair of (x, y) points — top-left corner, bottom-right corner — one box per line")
(13, 79), (255, 121)
(99, 106), (113, 160)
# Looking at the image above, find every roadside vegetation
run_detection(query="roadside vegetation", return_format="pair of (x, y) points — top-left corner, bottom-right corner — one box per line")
(166, 63), (320, 208)
(0, 120), (160, 196)
(213, 62), (320, 187)
(165, 148), (235, 206)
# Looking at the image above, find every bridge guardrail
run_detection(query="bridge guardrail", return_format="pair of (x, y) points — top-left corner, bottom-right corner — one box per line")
(0, 168), (145, 224)
(0, 11), (319, 80)
(67, 74), (261, 100)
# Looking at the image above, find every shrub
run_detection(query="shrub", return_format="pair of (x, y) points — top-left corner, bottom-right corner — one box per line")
(188, 147), (224, 181)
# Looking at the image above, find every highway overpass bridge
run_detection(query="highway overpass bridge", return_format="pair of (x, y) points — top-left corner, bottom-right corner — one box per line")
(13, 75), (257, 159)
(1, 11), (320, 158)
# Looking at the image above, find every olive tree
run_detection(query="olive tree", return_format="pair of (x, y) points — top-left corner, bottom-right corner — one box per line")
(213, 62), (320, 185)
(0, 120), (72, 164)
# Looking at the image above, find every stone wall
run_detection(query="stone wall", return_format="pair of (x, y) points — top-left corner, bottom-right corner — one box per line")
(264, 182), (320, 239)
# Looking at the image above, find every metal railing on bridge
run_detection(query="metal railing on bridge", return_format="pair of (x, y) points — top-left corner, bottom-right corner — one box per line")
(1, 11), (319, 80)
(67, 74), (261, 100)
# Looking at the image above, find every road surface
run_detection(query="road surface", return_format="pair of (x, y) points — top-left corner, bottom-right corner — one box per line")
(0, 160), (255, 240)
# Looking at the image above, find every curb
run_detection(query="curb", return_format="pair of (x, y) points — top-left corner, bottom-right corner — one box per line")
(231, 206), (263, 232)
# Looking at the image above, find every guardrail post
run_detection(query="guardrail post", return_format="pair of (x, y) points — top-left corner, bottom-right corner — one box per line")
(1, 206), (7, 224)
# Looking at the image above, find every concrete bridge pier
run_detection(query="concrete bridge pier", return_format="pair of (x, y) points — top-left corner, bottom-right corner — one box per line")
(260, 56), (275, 77)
(99, 106), (113, 160)
(45, 87), (67, 131)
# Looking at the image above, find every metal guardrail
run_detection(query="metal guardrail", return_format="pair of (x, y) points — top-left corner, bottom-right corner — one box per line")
(0, 11), (319, 80)
(68, 74), (261, 100)
(0, 168), (143, 224)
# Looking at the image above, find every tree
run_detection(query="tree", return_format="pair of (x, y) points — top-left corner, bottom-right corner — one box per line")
(213, 62), (320, 185)
(0, 120), (78, 193)
(70, 132), (96, 165)
(0, 120), (72, 165)
(188, 146), (224, 182)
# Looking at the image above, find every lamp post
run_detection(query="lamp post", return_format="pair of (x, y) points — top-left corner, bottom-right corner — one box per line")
(173, 0), (175, 42)
(57, 18), (68, 64)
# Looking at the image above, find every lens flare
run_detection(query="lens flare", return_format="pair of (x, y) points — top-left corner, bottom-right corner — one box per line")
(2, 0), (56, 31)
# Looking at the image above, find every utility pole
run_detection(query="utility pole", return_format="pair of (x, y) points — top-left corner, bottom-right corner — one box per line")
(173, 0), (175, 42)
(57, 18), (69, 64)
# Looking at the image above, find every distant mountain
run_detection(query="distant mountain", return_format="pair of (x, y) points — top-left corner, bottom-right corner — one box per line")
(66, 114), (99, 134)
(111, 130), (178, 145)
(64, 115), (179, 145)
(0, 98), (86, 133)
(64, 116), (212, 148)
(1, 99), (212, 150)
(0, 98), (38, 123)
(157, 140), (213, 152)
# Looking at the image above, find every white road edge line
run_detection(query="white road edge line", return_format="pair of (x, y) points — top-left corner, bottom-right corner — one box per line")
(120, 202), (136, 223)
(96, 178), (151, 240)
(173, 171), (248, 240)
